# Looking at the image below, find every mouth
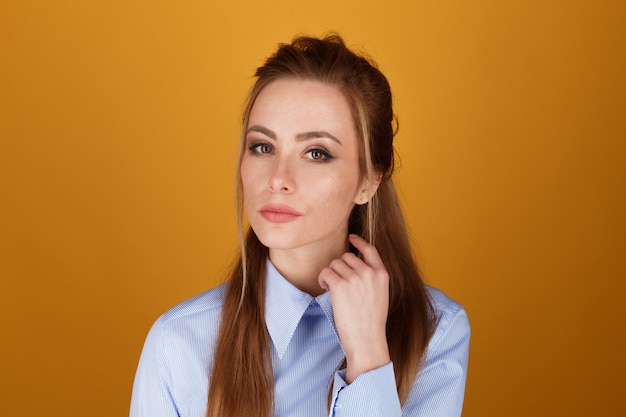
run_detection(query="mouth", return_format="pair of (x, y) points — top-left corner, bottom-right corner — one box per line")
(259, 204), (302, 223)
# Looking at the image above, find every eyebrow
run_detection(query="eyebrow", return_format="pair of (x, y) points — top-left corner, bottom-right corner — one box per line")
(246, 125), (342, 145)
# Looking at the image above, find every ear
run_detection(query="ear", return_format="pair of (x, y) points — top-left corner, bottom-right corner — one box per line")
(353, 172), (382, 205)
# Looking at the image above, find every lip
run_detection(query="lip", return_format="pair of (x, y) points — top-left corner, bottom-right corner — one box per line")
(259, 204), (302, 223)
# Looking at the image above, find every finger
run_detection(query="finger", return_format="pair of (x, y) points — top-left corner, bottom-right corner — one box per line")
(338, 252), (370, 275)
(329, 257), (358, 278)
(318, 267), (341, 291)
(348, 234), (384, 269)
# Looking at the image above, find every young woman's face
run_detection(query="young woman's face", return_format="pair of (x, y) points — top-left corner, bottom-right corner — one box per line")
(241, 78), (368, 254)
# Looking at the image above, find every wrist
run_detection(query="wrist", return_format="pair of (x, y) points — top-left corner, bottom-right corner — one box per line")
(345, 343), (390, 384)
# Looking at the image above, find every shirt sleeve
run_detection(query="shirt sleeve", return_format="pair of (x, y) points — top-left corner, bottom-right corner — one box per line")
(130, 318), (181, 417)
(329, 362), (402, 417)
(329, 304), (470, 417)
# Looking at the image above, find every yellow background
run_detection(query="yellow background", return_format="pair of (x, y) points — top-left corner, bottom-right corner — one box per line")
(1, 1), (624, 416)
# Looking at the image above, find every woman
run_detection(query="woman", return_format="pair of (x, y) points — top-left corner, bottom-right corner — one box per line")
(130, 34), (470, 417)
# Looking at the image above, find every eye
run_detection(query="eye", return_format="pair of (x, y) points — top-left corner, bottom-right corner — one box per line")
(306, 148), (333, 161)
(249, 142), (273, 154)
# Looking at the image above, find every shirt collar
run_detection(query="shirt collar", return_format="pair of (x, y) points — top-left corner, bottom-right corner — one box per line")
(265, 260), (340, 359)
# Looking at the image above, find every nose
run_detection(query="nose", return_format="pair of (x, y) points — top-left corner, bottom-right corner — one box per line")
(268, 155), (295, 193)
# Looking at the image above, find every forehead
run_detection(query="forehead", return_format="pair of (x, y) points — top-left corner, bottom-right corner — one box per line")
(248, 79), (356, 136)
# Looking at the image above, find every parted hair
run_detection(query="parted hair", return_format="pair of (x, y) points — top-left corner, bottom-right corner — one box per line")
(206, 34), (436, 417)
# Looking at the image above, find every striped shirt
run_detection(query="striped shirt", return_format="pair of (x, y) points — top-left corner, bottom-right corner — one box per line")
(130, 261), (470, 417)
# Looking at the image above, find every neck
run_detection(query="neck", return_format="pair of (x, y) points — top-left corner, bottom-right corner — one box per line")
(269, 239), (348, 297)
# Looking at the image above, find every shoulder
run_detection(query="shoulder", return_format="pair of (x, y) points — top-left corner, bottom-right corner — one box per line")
(149, 282), (229, 346)
(425, 286), (471, 351)
(161, 282), (228, 323)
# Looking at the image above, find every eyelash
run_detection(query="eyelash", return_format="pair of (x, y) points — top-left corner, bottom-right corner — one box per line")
(305, 148), (333, 162)
(249, 142), (273, 155)
(247, 142), (334, 162)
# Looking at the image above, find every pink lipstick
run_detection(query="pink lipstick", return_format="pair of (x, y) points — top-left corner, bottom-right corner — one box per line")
(259, 204), (302, 223)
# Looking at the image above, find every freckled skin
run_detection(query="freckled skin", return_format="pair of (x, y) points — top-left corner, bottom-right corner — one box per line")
(241, 79), (363, 258)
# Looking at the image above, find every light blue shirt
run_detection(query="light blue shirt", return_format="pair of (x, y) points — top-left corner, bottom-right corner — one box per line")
(130, 261), (470, 417)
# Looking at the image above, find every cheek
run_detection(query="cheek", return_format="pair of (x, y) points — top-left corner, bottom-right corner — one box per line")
(240, 159), (258, 193)
(312, 175), (359, 208)
(240, 167), (260, 216)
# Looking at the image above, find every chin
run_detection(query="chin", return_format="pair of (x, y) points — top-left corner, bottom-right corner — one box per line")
(255, 234), (302, 251)
(250, 226), (300, 251)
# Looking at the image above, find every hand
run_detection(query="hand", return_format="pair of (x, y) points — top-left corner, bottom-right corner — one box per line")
(318, 234), (390, 383)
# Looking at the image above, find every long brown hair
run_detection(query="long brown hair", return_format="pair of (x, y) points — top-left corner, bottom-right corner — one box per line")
(207, 34), (436, 417)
